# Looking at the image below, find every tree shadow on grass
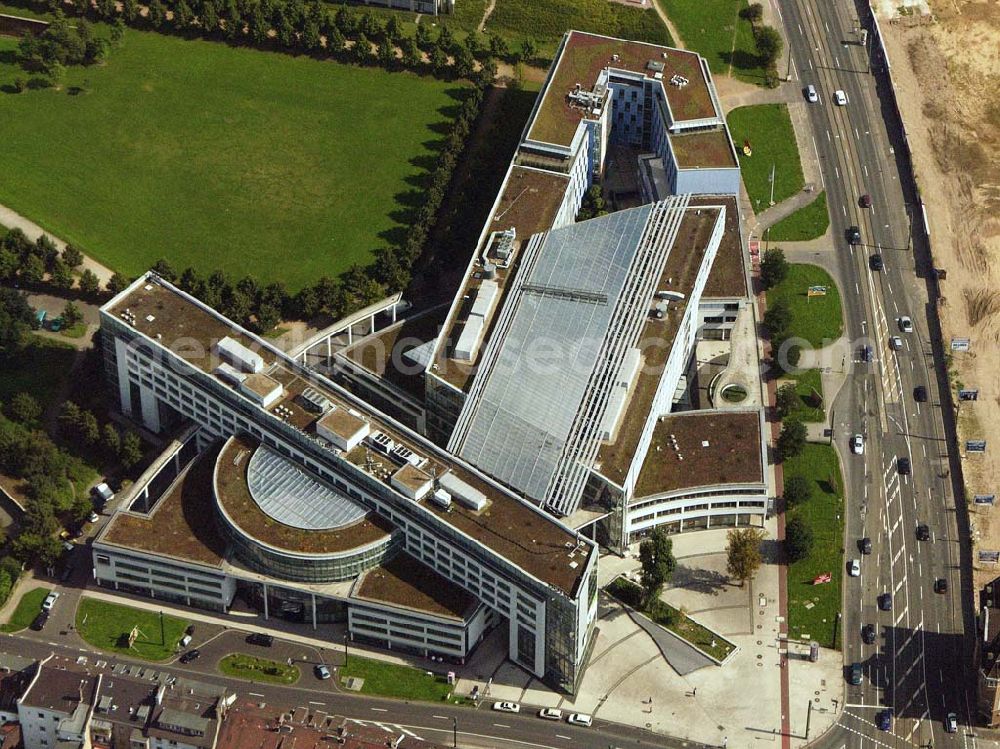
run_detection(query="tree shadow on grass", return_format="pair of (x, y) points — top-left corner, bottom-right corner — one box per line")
(0, 49), (18, 65)
(720, 49), (767, 79)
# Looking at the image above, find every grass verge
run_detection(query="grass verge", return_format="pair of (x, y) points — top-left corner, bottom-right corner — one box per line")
(767, 263), (843, 347)
(784, 443), (844, 648)
(781, 368), (825, 423)
(606, 577), (736, 662)
(767, 192), (830, 242)
(340, 654), (459, 702)
(728, 104), (804, 208)
(658, 0), (765, 82)
(219, 653), (299, 685)
(0, 29), (459, 291)
(75, 597), (190, 661)
(0, 586), (50, 633)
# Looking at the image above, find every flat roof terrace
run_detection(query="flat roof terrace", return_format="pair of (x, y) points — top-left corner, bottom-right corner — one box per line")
(216, 435), (394, 555)
(698, 196), (747, 298)
(110, 282), (274, 374)
(595, 206), (719, 485)
(100, 443), (228, 568)
(528, 31), (716, 147)
(355, 551), (476, 620)
(633, 410), (763, 497)
(432, 166), (569, 393)
(669, 129), (737, 169)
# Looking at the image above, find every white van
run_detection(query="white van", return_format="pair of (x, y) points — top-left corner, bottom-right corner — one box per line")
(179, 634), (193, 648)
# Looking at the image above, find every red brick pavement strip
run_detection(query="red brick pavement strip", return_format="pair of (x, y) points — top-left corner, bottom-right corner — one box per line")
(754, 275), (791, 749)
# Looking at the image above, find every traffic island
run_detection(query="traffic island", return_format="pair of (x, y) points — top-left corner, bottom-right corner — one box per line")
(75, 597), (190, 661)
(219, 653), (299, 685)
(0, 587), (50, 633)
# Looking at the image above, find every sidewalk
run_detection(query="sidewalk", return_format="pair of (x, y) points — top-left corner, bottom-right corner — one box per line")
(0, 203), (113, 285)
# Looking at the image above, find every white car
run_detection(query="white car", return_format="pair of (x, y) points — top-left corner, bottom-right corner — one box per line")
(851, 434), (864, 455)
(849, 559), (861, 577)
(898, 316), (913, 333)
(805, 84), (818, 103)
(538, 708), (563, 721)
(88, 511), (99, 523)
(567, 713), (593, 727)
(42, 592), (60, 611)
(890, 336), (903, 351)
(493, 702), (520, 714)
(834, 89), (848, 106)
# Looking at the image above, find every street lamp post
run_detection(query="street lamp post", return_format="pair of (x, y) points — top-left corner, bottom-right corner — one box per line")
(452, 717), (458, 748)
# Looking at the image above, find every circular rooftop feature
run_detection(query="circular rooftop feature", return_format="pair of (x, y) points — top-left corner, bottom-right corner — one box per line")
(720, 384), (748, 404)
(246, 445), (367, 530)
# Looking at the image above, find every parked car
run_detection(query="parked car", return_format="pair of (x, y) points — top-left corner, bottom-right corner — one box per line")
(898, 456), (911, 475)
(898, 316), (914, 333)
(860, 537), (873, 555)
(185, 624), (196, 636)
(42, 592), (60, 611)
(805, 84), (819, 103)
(849, 662), (864, 685)
(945, 713), (958, 733)
(246, 632), (274, 647)
(870, 253), (884, 271)
(934, 578), (949, 594)
(878, 592), (893, 611)
(88, 511), (99, 523)
(859, 193), (872, 208)
(179, 635), (193, 648)
(851, 434), (865, 455)
(916, 524), (930, 541)
(914, 385), (928, 402)
(834, 89), (848, 106)
(30, 611), (49, 631)
(61, 540), (74, 552)
(314, 665), (331, 680)
(847, 225), (862, 245)
(538, 708), (563, 721)
(849, 559), (861, 577)
(179, 649), (201, 664)
(567, 714), (593, 727)
(877, 709), (893, 732)
(890, 336), (904, 351)
(493, 702), (520, 714)
(862, 624), (877, 644)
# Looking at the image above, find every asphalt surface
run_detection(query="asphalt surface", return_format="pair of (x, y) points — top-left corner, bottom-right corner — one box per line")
(776, 1), (977, 748)
(0, 626), (716, 749)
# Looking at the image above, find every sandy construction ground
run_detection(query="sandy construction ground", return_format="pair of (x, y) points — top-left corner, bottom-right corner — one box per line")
(880, 0), (1000, 588)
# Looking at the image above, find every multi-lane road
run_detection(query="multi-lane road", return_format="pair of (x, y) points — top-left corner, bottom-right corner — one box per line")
(777, 1), (976, 748)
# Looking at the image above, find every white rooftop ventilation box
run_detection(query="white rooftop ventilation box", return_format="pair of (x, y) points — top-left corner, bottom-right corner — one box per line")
(215, 336), (264, 373)
(317, 407), (370, 451)
(391, 464), (433, 501)
(438, 472), (487, 512)
(239, 373), (284, 408)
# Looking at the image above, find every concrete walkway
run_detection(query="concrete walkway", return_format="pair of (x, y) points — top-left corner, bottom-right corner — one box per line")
(623, 605), (715, 675)
(0, 203), (113, 285)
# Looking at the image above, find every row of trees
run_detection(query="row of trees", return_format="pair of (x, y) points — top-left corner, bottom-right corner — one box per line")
(34, 0), (536, 80)
(740, 2), (784, 87)
(0, 227), (110, 301)
(58, 401), (143, 469)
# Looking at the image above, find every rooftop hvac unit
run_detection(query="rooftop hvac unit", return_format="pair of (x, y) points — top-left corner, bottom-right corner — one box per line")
(482, 263), (497, 280)
(438, 472), (487, 512)
(297, 387), (333, 414)
(215, 336), (264, 373)
(430, 489), (452, 509)
(390, 443), (422, 467)
(215, 362), (247, 387)
(367, 431), (394, 455)
(656, 290), (686, 302)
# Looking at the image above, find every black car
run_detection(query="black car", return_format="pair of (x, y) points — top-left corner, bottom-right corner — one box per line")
(860, 537), (873, 555)
(179, 649), (201, 664)
(916, 524), (930, 541)
(246, 632), (274, 647)
(30, 611), (49, 631)
(898, 456), (911, 475)
(847, 226), (862, 245)
(877, 709), (893, 732)
(934, 578), (948, 594)
(870, 253), (884, 271)
(878, 592), (893, 611)
(861, 345), (874, 363)
(185, 624), (196, 636)
(862, 624), (877, 644)
(914, 385), (928, 402)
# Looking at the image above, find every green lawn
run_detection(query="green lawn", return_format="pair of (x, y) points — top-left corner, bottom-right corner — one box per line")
(340, 654), (457, 702)
(0, 586), (50, 633)
(784, 444), (845, 648)
(767, 263), (843, 347)
(75, 597), (191, 661)
(0, 29), (460, 291)
(781, 368), (825, 423)
(767, 192), (830, 242)
(658, 0), (765, 82)
(488, 0), (672, 53)
(219, 653), (299, 685)
(728, 104), (805, 209)
(0, 334), (76, 407)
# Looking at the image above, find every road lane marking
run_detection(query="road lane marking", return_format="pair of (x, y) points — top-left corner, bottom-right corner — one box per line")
(433, 715), (449, 720)
(371, 708), (388, 712)
(493, 723), (510, 728)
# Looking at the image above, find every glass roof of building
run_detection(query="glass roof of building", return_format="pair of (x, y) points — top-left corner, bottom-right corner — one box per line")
(452, 200), (687, 514)
(246, 446), (368, 530)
